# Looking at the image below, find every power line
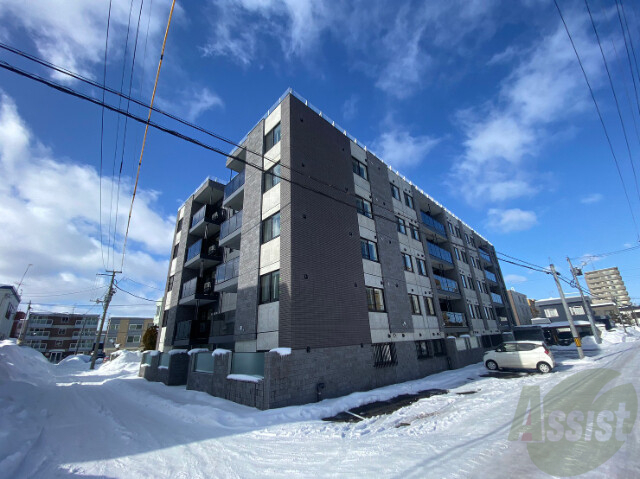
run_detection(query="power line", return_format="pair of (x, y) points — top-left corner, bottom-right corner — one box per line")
(21, 285), (109, 298)
(98, 0), (113, 271)
(120, 277), (164, 291)
(121, 0), (177, 271)
(584, 0), (640, 204)
(554, 0), (640, 239)
(114, 283), (157, 302)
(569, 242), (640, 260)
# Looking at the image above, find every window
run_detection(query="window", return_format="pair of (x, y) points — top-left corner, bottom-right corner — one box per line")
(366, 287), (386, 312)
(167, 275), (174, 292)
(404, 193), (414, 209)
(129, 323), (143, 331)
(402, 253), (413, 272)
(172, 244), (179, 259)
(569, 305), (585, 315)
(356, 196), (373, 218)
(410, 226), (420, 241)
(544, 308), (559, 318)
(110, 323), (119, 331)
(352, 157), (368, 180)
(409, 294), (421, 314)
(433, 339), (446, 356)
(126, 335), (141, 344)
(468, 304), (476, 319)
(477, 280), (482, 291)
(448, 222), (454, 235)
(416, 341), (430, 359)
(416, 258), (427, 276)
(262, 212), (281, 243)
(424, 296), (436, 316)
(56, 340), (63, 347)
(455, 226), (462, 238)
(61, 317), (69, 324)
(468, 276), (475, 290)
(454, 247), (461, 261)
(58, 328), (65, 335)
(470, 257), (477, 268)
(461, 251), (468, 264)
(390, 184), (400, 200)
(397, 217), (407, 234)
(264, 163), (281, 192)
(475, 305), (482, 318)
(373, 343), (397, 368)
(361, 238), (379, 262)
(465, 233), (471, 244)
(264, 123), (281, 151)
(461, 275), (468, 289)
(176, 218), (183, 232)
(260, 270), (280, 304)
(482, 282), (488, 294)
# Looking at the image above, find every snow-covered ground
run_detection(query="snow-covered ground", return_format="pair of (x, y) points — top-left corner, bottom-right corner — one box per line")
(1, 330), (639, 478)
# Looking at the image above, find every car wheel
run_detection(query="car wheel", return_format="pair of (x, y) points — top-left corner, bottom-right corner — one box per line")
(486, 360), (498, 371)
(537, 362), (552, 374)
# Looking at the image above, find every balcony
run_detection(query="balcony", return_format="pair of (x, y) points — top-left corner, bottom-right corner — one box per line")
(219, 211), (243, 249)
(427, 242), (454, 268)
(210, 311), (235, 343)
(420, 211), (447, 239)
(442, 311), (466, 328)
(175, 320), (191, 342)
(433, 274), (459, 296)
(484, 270), (497, 283)
(223, 170), (245, 210)
(27, 330), (50, 340)
(491, 292), (504, 305)
(190, 205), (226, 237)
(479, 249), (492, 263)
(179, 277), (219, 306)
(184, 239), (223, 270)
(214, 257), (240, 293)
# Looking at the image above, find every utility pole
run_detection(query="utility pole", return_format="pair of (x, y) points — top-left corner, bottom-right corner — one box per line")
(17, 301), (31, 346)
(90, 271), (118, 370)
(550, 264), (585, 359)
(567, 257), (602, 344)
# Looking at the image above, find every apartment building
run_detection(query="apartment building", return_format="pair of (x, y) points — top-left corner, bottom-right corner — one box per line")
(0, 285), (20, 340)
(153, 90), (514, 408)
(21, 311), (100, 363)
(506, 289), (533, 326)
(584, 267), (632, 307)
(104, 316), (154, 354)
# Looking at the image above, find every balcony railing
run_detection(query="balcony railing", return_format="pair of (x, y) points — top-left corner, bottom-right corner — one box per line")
(442, 311), (465, 327)
(181, 277), (214, 299)
(479, 249), (492, 263)
(27, 330), (50, 339)
(175, 320), (191, 341)
(433, 274), (458, 294)
(427, 242), (453, 264)
(484, 270), (497, 283)
(191, 205), (207, 228)
(421, 211), (447, 236)
(191, 205), (225, 229)
(220, 211), (243, 239)
(491, 292), (504, 305)
(215, 257), (240, 284)
(224, 170), (245, 200)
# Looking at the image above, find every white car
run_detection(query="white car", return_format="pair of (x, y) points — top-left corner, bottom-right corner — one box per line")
(483, 341), (555, 374)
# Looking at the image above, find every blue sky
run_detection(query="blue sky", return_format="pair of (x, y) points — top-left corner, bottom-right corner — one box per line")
(0, 0), (639, 316)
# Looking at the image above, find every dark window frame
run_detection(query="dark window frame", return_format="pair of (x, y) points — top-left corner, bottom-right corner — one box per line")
(402, 253), (413, 272)
(261, 212), (281, 244)
(366, 287), (386, 312)
(259, 270), (280, 304)
(416, 258), (427, 276)
(264, 123), (281, 152)
(404, 192), (414, 209)
(356, 196), (373, 219)
(424, 296), (436, 316)
(397, 217), (407, 234)
(360, 238), (379, 262)
(390, 183), (401, 200)
(409, 294), (421, 315)
(263, 163), (281, 192)
(410, 226), (420, 241)
(352, 157), (368, 180)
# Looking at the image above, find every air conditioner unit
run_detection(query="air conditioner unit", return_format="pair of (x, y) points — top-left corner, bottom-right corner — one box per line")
(208, 244), (217, 256)
(203, 282), (212, 293)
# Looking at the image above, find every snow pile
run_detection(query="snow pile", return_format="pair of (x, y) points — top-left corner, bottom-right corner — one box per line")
(601, 328), (640, 345)
(213, 348), (231, 356)
(169, 349), (187, 355)
(0, 340), (53, 386)
(188, 348), (209, 356)
(97, 350), (142, 375)
(269, 347), (291, 356)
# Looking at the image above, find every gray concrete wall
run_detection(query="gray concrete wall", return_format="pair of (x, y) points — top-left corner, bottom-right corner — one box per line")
(138, 353), (160, 381)
(444, 337), (485, 370)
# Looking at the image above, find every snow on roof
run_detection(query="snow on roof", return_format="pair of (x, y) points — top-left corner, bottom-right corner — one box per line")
(213, 348), (232, 356)
(269, 347), (291, 356)
(168, 349), (187, 356)
(187, 348), (209, 356)
(227, 374), (263, 383)
(516, 320), (591, 328)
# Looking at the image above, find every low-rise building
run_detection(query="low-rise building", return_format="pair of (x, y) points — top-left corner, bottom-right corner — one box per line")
(22, 311), (100, 363)
(104, 317), (154, 354)
(0, 285), (20, 340)
(506, 289), (533, 326)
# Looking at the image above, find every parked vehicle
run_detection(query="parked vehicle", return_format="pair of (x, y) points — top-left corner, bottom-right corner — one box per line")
(483, 341), (555, 374)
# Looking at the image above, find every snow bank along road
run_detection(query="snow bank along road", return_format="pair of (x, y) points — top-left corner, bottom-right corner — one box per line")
(1, 330), (639, 479)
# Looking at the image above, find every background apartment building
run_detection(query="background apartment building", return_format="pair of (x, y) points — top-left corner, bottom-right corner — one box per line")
(104, 317), (154, 354)
(506, 289), (533, 326)
(21, 312), (99, 363)
(584, 267), (631, 307)
(154, 91), (515, 407)
(0, 285), (20, 340)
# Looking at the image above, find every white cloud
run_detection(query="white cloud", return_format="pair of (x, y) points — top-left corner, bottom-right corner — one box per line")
(505, 274), (527, 285)
(487, 208), (537, 233)
(580, 193), (603, 204)
(0, 92), (171, 313)
(0, 0), (174, 85)
(452, 11), (604, 205)
(342, 95), (358, 121)
(202, 0), (500, 98)
(157, 86), (224, 122)
(371, 128), (440, 169)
